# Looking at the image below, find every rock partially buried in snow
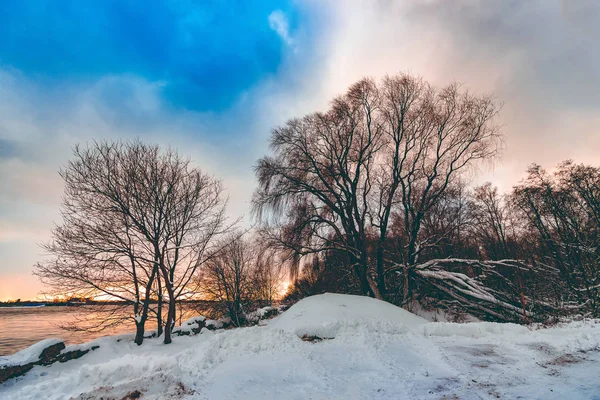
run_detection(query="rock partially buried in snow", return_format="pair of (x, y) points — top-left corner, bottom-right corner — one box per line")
(0, 338), (64, 368)
(0, 338), (103, 383)
(0, 339), (66, 383)
(245, 306), (280, 323)
(205, 319), (224, 330)
(173, 315), (232, 336)
(173, 316), (207, 336)
(269, 293), (428, 339)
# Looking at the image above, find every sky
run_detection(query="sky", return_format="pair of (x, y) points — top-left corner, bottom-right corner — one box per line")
(1, 0), (599, 301)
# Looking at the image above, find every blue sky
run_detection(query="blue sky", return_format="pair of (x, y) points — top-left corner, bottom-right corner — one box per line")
(1, 0), (600, 300)
(0, 0), (302, 111)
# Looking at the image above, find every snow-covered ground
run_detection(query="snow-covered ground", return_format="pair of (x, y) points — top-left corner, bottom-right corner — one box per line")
(2, 294), (599, 399)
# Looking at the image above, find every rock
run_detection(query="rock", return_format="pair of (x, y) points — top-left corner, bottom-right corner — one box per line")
(204, 319), (223, 330)
(0, 362), (36, 384)
(173, 316), (207, 336)
(219, 317), (232, 329)
(121, 389), (143, 399)
(55, 345), (99, 364)
(38, 341), (66, 365)
(245, 306), (282, 324)
(262, 307), (279, 319)
(300, 335), (332, 343)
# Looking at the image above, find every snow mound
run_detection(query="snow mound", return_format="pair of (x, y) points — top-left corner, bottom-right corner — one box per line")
(269, 293), (427, 339)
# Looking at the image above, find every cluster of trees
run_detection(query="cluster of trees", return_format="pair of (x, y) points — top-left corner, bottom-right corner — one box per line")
(513, 162), (600, 316)
(35, 141), (282, 345)
(285, 163), (600, 321)
(36, 73), (599, 346)
(254, 73), (599, 322)
(199, 234), (285, 326)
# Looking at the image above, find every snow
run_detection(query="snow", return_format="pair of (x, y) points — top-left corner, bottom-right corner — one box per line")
(172, 316), (209, 335)
(2, 294), (600, 399)
(204, 319), (223, 329)
(0, 338), (63, 367)
(422, 321), (531, 338)
(270, 293), (427, 338)
(245, 306), (278, 323)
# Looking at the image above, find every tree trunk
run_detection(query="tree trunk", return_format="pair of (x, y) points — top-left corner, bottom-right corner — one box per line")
(160, 265), (176, 344)
(367, 274), (383, 300)
(134, 320), (145, 345)
(402, 265), (411, 306)
(157, 274), (163, 337)
(376, 243), (387, 297)
(164, 300), (175, 344)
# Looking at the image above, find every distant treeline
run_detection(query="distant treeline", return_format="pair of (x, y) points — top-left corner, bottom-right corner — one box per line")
(0, 299), (221, 308)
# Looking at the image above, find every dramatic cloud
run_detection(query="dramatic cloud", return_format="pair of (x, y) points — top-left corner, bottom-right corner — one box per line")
(289, 0), (600, 189)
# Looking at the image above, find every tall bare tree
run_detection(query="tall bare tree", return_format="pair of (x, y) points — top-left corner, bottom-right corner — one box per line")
(254, 78), (382, 296)
(35, 140), (229, 344)
(254, 73), (501, 300)
(382, 79), (501, 303)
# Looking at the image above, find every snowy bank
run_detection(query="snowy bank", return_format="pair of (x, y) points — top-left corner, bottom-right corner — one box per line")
(0, 338), (64, 368)
(1, 293), (600, 399)
(0, 338), (105, 384)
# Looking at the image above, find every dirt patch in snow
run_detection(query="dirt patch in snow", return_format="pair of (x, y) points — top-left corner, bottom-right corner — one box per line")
(70, 373), (193, 400)
(545, 353), (585, 366)
(300, 335), (333, 343)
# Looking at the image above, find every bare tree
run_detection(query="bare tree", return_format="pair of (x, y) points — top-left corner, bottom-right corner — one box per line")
(35, 140), (230, 344)
(251, 244), (286, 306)
(512, 161), (600, 316)
(199, 234), (287, 325)
(469, 183), (514, 260)
(254, 78), (382, 296)
(381, 79), (501, 304)
(200, 234), (255, 326)
(254, 73), (502, 300)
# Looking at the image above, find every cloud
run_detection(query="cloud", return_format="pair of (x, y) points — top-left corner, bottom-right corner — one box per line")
(269, 10), (294, 48)
(284, 0), (600, 190)
(0, 70), (275, 299)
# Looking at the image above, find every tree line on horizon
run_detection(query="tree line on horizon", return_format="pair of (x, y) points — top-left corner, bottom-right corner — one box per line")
(34, 73), (600, 345)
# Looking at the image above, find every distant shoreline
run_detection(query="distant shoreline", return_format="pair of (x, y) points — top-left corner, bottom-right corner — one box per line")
(0, 299), (216, 308)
